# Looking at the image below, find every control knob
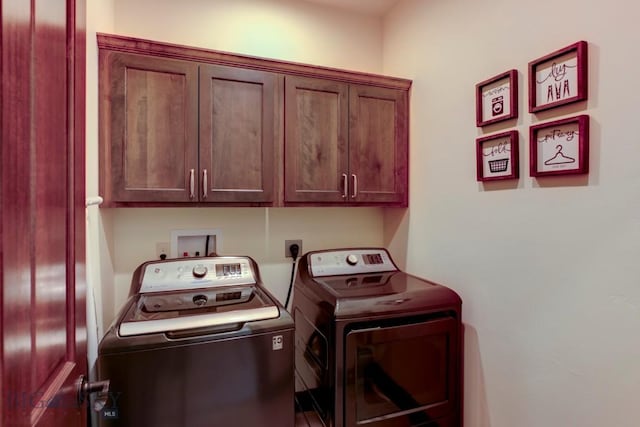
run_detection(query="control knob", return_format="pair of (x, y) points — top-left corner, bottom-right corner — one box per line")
(192, 294), (208, 306)
(346, 254), (358, 266)
(192, 265), (208, 278)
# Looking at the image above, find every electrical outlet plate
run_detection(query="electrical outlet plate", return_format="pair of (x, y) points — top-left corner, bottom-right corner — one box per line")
(156, 242), (170, 259)
(285, 239), (302, 258)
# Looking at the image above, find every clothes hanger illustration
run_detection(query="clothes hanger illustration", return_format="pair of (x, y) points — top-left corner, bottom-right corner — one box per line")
(544, 144), (575, 165)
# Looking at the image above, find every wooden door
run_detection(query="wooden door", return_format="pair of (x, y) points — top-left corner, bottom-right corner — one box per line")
(284, 76), (349, 203)
(103, 52), (199, 203)
(348, 85), (409, 206)
(1, 0), (88, 426)
(199, 65), (276, 203)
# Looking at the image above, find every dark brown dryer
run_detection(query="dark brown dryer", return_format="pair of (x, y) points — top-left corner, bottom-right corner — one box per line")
(293, 248), (463, 427)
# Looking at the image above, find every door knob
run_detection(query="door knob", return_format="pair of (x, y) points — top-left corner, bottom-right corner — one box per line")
(77, 375), (110, 412)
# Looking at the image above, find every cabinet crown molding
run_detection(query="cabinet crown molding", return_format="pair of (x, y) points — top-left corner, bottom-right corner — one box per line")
(97, 33), (412, 90)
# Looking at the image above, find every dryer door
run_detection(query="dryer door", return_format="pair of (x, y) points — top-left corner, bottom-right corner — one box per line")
(344, 316), (459, 426)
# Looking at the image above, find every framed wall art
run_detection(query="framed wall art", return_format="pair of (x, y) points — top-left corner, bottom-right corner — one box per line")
(529, 115), (589, 177)
(528, 41), (588, 113)
(476, 69), (518, 127)
(476, 130), (519, 182)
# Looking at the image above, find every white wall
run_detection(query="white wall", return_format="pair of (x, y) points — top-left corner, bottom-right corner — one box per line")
(113, 0), (384, 72)
(383, 1), (640, 426)
(110, 208), (384, 311)
(89, 0), (388, 328)
(86, 0), (115, 375)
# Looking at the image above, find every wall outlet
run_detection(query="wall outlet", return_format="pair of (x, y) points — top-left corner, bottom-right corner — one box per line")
(156, 242), (170, 259)
(285, 240), (302, 258)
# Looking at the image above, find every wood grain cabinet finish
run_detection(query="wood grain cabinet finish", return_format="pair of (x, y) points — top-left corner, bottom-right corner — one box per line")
(102, 52), (199, 203)
(98, 34), (410, 207)
(101, 52), (276, 205)
(199, 65), (275, 203)
(284, 77), (349, 203)
(285, 76), (408, 206)
(348, 84), (408, 205)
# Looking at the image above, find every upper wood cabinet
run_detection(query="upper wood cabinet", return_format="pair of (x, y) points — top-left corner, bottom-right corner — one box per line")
(284, 76), (408, 206)
(98, 34), (410, 207)
(199, 64), (276, 203)
(284, 77), (349, 203)
(348, 84), (408, 205)
(102, 52), (199, 203)
(100, 51), (276, 205)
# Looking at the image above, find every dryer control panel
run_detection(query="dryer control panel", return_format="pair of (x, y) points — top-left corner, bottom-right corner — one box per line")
(308, 248), (398, 277)
(139, 256), (256, 293)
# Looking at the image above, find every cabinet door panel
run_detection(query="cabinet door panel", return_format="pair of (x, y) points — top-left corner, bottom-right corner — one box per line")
(108, 53), (199, 202)
(199, 65), (275, 202)
(349, 85), (408, 205)
(284, 76), (348, 202)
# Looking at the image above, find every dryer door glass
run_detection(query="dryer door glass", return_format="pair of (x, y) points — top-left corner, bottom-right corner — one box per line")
(344, 316), (458, 426)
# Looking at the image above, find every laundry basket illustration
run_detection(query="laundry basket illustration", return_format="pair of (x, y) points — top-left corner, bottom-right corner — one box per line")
(488, 158), (509, 173)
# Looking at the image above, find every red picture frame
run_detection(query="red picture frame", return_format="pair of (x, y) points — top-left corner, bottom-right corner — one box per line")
(476, 130), (519, 182)
(528, 41), (588, 113)
(476, 70), (518, 127)
(529, 115), (589, 177)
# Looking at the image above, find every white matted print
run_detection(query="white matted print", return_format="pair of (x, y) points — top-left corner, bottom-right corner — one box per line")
(476, 131), (519, 182)
(476, 70), (518, 127)
(530, 115), (589, 177)
(529, 41), (588, 113)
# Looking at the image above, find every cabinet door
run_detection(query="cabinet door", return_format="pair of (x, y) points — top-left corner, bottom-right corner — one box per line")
(105, 53), (199, 202)
(199, 65), (276, 203)
(284, 76), (349, 203)
(349, 85), (408, 205)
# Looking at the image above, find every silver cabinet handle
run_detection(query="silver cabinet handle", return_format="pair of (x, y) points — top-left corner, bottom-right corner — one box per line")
(351, 174), (358, 198)
(341, 173), (348, 199)
(189, 169), (195, 199)
(202, 169), (208, 199)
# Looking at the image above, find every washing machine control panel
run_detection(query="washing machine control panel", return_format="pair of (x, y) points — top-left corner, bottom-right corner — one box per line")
(308, 248), (398, 277)
(139, 257), (256, 293)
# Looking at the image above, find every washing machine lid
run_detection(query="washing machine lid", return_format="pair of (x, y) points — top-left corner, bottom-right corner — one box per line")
(118, 285), (279, 337)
